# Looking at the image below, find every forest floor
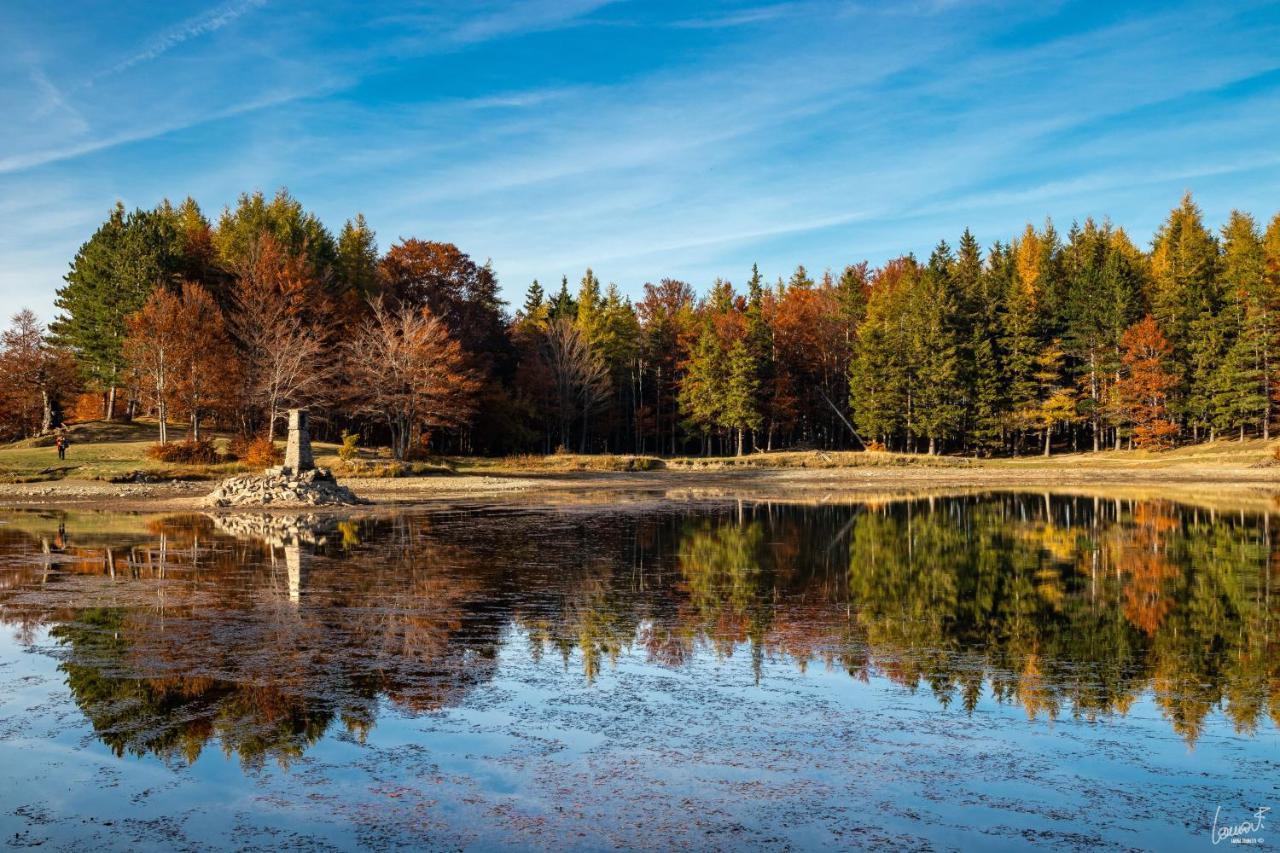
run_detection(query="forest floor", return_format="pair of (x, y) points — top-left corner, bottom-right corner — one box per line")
(1, 419), (1279, 512)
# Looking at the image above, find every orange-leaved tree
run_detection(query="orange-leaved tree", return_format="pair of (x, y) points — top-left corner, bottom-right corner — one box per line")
(125, 283), (239, 444)
(124, 288), (185, 444)
(1115, 315), (1179, 449)
(345, 299), (481, 460)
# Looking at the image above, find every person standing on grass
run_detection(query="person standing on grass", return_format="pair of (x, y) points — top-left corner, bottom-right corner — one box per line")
(55, 431), (67, 460)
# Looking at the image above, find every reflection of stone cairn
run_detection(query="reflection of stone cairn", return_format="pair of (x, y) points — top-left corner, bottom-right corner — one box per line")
(209, 512), (340, 603)
(203, 409), (367, 508)
(208, 511), (338, 545)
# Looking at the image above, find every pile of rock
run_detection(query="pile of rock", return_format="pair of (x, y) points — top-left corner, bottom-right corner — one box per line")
(202, 409), (368, 508)
(202, 468), (366, 508)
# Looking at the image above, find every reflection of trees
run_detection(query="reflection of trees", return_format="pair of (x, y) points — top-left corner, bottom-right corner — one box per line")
(845, 496), (1279, 743)
(52, 608), (342, 767)
(0, 496), (1277, 762)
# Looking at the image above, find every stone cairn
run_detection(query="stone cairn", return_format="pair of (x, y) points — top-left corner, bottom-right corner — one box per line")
(203, 409), (367, 508)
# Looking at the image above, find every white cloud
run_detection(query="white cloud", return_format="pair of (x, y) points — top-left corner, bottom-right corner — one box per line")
(92, 0), (268, 82)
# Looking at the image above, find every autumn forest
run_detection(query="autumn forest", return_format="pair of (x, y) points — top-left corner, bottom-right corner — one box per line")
(3, 189), (1279, 459)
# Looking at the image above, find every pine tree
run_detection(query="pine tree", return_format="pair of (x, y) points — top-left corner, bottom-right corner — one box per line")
(1022, 340), (1078, 456)
(1184, 311), (1226, 439)
(1150, 193), (1220, 437)
(521, 280), (547, 323)
(550, 275), (577, 320)
(953, 229), (1003, 453)
(1213, 211), (1271, 439)
(745, 264), (776, 448)
(50, 203), (184, 419)
(911, 243), (964, 454)
(214, 188), (337, 280)
(335, 214), (380, 300)
(1212, 331), (1264, 440)
(575, 268), (604, 343)
(787, 265), (814, 290)
(522, 277), (547, 317)
(678, 323), (726, 453)
(850, 258), (917, 448)
(1000, 238), (1041, 453)
(720, 339), (762, 456)
(1062, 220), (1144, 451)
(1096, 229), (1148, 448)
(596, 284), (641, 451)
(1265, 212), (1280, 436)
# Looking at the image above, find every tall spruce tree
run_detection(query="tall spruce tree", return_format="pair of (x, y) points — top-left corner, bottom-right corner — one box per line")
(522, 280), (547, 321)
(1150, 193), (1220, 438)
(998, 239), (1039, 453)
(720, 338), (762, 456)
(575, 268), (604, 343)
(335, 214), (380, 300)
(51, 203), (184, 418)
(1214, 211), (1270, 438)
(679, 322), (726, 454)
(912, 243), (964, 454)
(550, 275), (577, 320)
(744, 264), (776, 447)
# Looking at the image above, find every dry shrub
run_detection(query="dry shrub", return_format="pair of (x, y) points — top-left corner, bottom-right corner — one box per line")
(224, 434), (249, 460)
(331, 459), (452, 478)
(242, 436), (283, 468)
(338, 431), (360, 461)
(145, 439), (218, 464)
(865, 440), (887, 453)
(403, 440), (438, 462)
(71, 393), (103, 422)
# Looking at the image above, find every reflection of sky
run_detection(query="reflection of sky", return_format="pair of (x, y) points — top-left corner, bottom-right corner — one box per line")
(0, 623), (1273, 849)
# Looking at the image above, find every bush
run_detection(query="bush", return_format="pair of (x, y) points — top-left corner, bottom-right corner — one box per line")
(331, 459), (453, 478)
(145, 439), (219, 464)
(865, 440), (887, 453)
(338, 430), (360, 461)
(224, 434), (250, 461)
(71, 393), (104, 422)
(242, 436), (283, 468)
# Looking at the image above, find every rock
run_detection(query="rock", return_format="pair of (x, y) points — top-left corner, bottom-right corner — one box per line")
(201, 467), (367, 508)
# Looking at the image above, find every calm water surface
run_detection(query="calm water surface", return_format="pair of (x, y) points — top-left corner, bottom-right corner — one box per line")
(0, 494), (1276, 850)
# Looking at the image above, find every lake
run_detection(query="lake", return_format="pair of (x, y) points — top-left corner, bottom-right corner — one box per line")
(0, 493), (1275, 850)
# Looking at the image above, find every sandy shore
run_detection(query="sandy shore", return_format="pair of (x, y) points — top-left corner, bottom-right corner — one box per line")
(2, 460), (1279, 513)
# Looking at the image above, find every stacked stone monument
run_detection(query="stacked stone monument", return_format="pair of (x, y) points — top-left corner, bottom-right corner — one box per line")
(203, 409), (366, 507)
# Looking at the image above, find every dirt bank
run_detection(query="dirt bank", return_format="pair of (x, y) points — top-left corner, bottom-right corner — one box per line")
(1, 457), (1278, 513)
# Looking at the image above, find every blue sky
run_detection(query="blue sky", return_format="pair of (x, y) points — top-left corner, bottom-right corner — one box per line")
(2, 0), (1279, 318)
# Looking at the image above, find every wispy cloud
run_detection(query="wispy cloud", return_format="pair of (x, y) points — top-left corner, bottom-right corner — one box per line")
(0, 86), (321, 175)
(670, 4), (798, 29)
(448, 0), (619, 44)
(374, 0), (622, 50)
(92, 0), (267, 81)
(27, 66), (87, 131)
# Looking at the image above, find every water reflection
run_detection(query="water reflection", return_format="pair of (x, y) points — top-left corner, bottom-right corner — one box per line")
(0, 494), (1276, 768)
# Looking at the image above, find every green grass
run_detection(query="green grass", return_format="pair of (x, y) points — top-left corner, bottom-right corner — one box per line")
(2, 420), (1275, 483)
(0, 420), (252, 482)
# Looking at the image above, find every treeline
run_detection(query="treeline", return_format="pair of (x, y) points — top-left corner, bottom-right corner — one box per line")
(3, 189), (1278, 456)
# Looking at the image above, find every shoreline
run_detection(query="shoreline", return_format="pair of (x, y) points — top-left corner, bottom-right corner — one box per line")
(1, 461), (1278, 514)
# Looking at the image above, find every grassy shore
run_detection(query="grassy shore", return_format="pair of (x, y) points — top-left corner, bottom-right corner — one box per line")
(1, 419), (1279, 511)
(3, 418), (1279, 480)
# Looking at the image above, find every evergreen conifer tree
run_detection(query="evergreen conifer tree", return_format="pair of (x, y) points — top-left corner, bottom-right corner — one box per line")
(720, 338), (762, 455)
